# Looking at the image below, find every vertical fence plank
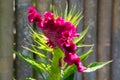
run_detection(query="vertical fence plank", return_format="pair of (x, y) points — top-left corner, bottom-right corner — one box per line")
(83, 0), (97, 80)
(35, 0), (52, 79)
(36, 0), (52, 15)
(0, 0), (13, 80)
(15, 0), (33, 80)
(68, 0), (84, 80)
(52, 0), (67, 14)
(111, 0), (120, 80)
(97, 0), (112, 80)
(12, 0), (120, 80)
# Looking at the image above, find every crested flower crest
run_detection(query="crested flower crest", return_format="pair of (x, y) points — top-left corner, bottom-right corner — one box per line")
(28, 6), (87, 72)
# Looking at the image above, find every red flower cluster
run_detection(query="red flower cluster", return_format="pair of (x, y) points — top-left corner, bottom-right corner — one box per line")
(28, 6), (87, 72)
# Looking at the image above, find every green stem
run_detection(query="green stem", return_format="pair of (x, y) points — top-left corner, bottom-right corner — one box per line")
(49, 47), (64, 80)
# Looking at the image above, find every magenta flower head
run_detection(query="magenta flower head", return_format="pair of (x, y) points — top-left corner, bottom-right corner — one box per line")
(28, 6), (87, 72)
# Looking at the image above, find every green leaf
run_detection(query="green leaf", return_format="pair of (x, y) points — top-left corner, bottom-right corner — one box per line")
(84, 60), (112, 72)
(77, 43), (94, 48)
(14, 51), (50, 79)
(63, 65), (77, 80)
(24, 78), (36, 80)
(66, 6), (76, 21)
(59, 5), (63, 17)
(29, 26), (53, 52)
(49, 47), (64, 80)
(64, 2), (68, 20)
(22, 46), (46, 58)
(80, 47), (93, 61)
(70, 11), (83, 26)
(50, 4), (53, 12)
(74, 16), (83, 26)
(74, 26), (89, 44)
(51, 5), (58, 18)
(50, 3), (83, 27)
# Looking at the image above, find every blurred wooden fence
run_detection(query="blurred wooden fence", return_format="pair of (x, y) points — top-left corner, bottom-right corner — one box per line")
(0, 0), (120, 80)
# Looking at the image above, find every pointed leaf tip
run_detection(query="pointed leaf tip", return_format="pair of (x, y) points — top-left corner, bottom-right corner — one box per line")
(84, 60), (112, 72)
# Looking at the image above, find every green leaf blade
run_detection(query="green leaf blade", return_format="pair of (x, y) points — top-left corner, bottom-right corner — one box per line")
(84, 60), (112, 72)
(24, 78), (36, 80)
(66, 6), (76, 21)
(74, 26), (89, 44)
(80, 46), (93, 61)
(64, 2), (68, 20)
(14, 51), (50, 79)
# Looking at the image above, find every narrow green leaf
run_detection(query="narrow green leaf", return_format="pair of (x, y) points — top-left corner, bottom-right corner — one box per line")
(14, 51), (50, 79)
(70, 11), (83, 26)
(22, 46), (46, 58)
(80, 47), (93, 61)
(50, 4), (53, 12)
(74, 26), (89, 44)
(67, 6), (76, 21)
(84, 60), (112, 72)
(52, 5), (58, 18)
(29, 27), (53, 52)
(59, 5), (63, 17)
(14, 51), (50, 71)
(24, 78), (36, 80)
(74, 16), (83, 26)
(64, 2), (68, 20)
(77, 43), (94, 48)
(34, 39), (52, 52)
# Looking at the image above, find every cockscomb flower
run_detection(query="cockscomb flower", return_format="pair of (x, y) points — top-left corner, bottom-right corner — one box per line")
(28, 6), (87, 72)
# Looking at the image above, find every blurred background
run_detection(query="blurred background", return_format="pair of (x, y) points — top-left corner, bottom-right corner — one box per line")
(0, 0), (120, 80)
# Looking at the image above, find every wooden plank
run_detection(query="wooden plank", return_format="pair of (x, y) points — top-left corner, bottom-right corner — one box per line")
(111, 0), (120, 80)
(36, 0), (52, 14)
(35, 0), (52, 79)
(0, 0), (13, 80)
(97, 0), (112, 80)
(83, 0), (98, 80)
(68, 0), (83, 80)
(15, 0), (33, 80)
(52, 0), (67, 16)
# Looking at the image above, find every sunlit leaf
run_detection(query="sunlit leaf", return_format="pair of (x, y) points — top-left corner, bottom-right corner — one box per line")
(14, 51), (50, 71)
(59, 5), (63, 17)
(24, 78), (36, 80)
(84, 60), (112, 72)
(66, 6), (76, 21)
(22, 46), (46, 58)
(74, 16), (83, 26)
(74, 26), (89, 44)
(77, 43), (94, 48)
(80, 47), (93, 61)
(49, 47), (64, 80)
(14, 51), (50, 79)
(64, 2), (68, 20)
(70, 11), (83, 26)
(51, 5), (58, 18)
(29, 27), (53, 52)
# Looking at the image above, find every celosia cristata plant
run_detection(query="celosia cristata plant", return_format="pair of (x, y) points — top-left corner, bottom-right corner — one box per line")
(15, 5), (112, 80)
